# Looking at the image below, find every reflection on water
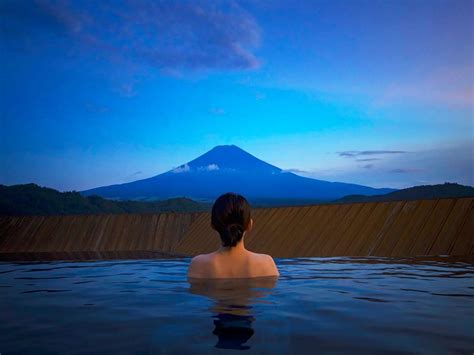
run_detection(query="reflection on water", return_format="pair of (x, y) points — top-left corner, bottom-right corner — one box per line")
(212, 313), (255, 350)
(0, 256), (473, 353)
(0, 250), (185, 261)
(189, 277), (277, 350)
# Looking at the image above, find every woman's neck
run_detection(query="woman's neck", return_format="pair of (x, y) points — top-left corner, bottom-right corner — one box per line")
(217, 236), (247, 255)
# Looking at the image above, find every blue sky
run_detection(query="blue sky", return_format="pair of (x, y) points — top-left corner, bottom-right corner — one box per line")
(1, 0), (472, 191)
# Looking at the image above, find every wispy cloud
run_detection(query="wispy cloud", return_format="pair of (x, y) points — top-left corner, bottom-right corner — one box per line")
(171, 163), (220, 173)
(299, 141), (473, 188)
(275, 63), (473, 111)
(171, 164), (190, 173)
(373, 65), (474, 108)
(281, 168), (310, 174)
(197, 164), (219, 172)
(2, 0), (261, 73)
(356, 158), (381, 162)
(339, 150), (407, 158)
(389, 168), (424, 174)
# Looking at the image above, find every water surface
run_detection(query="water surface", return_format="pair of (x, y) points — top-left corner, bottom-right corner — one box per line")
(1, 256), (473, 354)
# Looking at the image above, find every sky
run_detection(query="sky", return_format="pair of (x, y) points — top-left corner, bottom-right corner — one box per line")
(0, 0), (473, 191)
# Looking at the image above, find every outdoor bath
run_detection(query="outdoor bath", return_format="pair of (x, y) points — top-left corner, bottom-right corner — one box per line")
(1, 256), (473, 353)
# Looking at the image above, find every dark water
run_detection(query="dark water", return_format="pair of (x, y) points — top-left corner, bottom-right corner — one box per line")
(0, 257), (473, 354)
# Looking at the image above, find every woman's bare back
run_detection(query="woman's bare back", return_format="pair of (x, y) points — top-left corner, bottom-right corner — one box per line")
(188, 193), (279, 279)
(188, 250), (279, 279)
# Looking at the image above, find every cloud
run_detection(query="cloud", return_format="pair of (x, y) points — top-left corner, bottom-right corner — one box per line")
(275, 63), (473, 111)
(356, 158), (380, 162)
(389, 168), (424, 174)
(362, 164), (374, 169)
(302, 141), (473, 189)
(339, 150), (407, 158)
(281, 168), (310, 174)
(172, 163), (219, 173)
(197, 163), (220, 172)
(171, 164), (190, 173)
(2, 0), (261, 72)
(373, 65), (474, 108)
(206, 163), (219, 171)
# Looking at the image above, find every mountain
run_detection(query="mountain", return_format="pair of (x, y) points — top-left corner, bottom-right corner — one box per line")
(3, 181), (472, 216)
(81, 145), (395, 202)
(335, 183), (474, 204)
(0, 184), (211, 216)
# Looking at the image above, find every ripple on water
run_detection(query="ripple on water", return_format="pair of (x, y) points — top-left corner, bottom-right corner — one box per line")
(0, 256), (472, 353)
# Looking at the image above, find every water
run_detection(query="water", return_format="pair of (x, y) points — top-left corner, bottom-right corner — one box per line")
(0, 256), (473, 354)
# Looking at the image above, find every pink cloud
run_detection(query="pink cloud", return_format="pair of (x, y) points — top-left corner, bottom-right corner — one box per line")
(373, 65), (473, 108)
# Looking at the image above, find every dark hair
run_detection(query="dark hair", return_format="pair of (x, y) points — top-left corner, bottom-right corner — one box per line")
(211, 192), (251, 247)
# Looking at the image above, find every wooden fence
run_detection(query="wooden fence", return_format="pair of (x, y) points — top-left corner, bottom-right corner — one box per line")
(1, 198), (472, 258)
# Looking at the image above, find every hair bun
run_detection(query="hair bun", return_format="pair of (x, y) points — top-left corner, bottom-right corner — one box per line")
(211, 192), (251, 248)
(227, 223), (243, 235)
(223, 223), (243, 247)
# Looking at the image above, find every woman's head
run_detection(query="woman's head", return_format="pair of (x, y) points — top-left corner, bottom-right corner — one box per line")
(211, 192), (252, 247)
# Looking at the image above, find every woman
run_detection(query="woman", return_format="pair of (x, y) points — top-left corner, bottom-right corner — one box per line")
(187, 192), (279, 278)
(188, 276), (277, 349)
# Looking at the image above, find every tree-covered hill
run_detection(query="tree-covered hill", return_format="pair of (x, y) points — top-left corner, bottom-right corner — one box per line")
(0, 184), (211, 216)
(335, 183), (474, 204)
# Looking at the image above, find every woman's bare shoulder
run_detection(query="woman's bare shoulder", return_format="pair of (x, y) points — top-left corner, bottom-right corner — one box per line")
(248, 251), (274, 261)
(190, 252), (213, 262)
(248, 251), (279, 276)
(187, 253), (216, 278)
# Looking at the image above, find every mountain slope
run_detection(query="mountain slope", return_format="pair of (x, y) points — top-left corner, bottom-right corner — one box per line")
(81, 145), (395, 201)
(0, 184), (211, 216)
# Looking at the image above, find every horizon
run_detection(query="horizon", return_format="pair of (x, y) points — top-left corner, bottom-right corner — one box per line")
(1, 0), (473, 191)
(3, 144), (473, 194)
